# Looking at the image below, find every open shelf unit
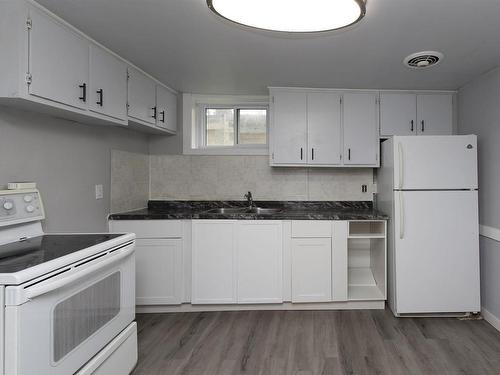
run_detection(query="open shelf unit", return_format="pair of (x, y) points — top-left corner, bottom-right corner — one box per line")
(347, 221), (387, 301)
(348, 221), (386, 238)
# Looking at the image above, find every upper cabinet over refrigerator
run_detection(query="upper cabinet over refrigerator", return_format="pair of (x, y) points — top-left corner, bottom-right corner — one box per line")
(380, 93), (454, 137)
(393, 135), (478, 190)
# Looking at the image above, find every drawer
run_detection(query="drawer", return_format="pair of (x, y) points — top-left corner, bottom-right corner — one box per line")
(109, 220), (183, 239)
(291, 221), (332, 238)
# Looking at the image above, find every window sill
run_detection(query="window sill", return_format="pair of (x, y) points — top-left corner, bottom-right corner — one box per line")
(184, 147), (269, 156)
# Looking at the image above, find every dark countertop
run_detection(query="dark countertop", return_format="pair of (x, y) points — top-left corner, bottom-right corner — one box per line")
(109, 201), (388, 221)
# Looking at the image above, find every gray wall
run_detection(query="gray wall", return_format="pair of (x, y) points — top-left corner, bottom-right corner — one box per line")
(0, 106), (149, 232)
(458, 65), (500, 320)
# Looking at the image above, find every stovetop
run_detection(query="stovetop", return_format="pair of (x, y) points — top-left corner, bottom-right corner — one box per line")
(0, 234), (123, 274)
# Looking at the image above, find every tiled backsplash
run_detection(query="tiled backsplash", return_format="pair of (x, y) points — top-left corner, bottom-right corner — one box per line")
(149, 155), (373, 201)
(111, 150), (149, 212)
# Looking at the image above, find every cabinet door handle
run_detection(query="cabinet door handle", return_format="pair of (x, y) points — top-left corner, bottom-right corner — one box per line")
(421, 120), (425, 132)
(311, 148), (315, 161)
(152, 106), (157, 119)
(300, 148), (303, 160)
(96, 89), (103, 107)
(410, 120), (414, 132)
(160, 110), (166, 123)
(79, 83), (87, 102)
(348, 148), (351, 161)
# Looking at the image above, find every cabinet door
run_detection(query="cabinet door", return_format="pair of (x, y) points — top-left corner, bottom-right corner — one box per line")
(28, 7), (89, 109)
(89, 45), (127, 121)
(380, 93), (416, 136)
(343, 92), (379, 166)
(237, 221), (283, 304)
(416, 94), (453, 135)
(192, 221), (237, 304)
(291, 238), (332, 302)
(135, 239), (182, 305)
(271, 91), (307, 164)
(156, 85), (177, 132)
(128, 68), (157, 124)
(307, 92), (342, 165)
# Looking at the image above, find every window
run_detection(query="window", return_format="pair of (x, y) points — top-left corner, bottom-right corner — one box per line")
(203, 107), (268, 148)
(183, 94), (269, 155)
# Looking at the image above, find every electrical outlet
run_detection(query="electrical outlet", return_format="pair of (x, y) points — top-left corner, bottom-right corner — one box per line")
(362, 184), (368, 193)
(95, 184), (104, 200)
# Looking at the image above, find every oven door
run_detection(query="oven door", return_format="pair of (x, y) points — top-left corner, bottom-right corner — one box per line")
(4, 242), (135, 375)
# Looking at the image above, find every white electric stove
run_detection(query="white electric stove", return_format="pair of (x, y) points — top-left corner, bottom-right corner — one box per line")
(0, 189), (138, 375)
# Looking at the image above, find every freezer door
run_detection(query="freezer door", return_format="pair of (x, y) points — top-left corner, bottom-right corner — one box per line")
(393, 190), (480, 314)
(393, 135), (478, 190)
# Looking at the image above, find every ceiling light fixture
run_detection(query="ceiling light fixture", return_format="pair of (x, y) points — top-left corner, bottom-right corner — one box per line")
(206, 0), (366, 33)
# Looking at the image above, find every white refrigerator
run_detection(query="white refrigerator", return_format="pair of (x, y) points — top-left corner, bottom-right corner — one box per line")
(378, 135), (480, 316)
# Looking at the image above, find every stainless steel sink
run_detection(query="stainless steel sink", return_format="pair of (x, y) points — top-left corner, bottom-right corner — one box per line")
(205, 207), (282, 215)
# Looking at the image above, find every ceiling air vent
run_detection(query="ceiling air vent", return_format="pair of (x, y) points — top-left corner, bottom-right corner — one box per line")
(403, 51), (443, 69)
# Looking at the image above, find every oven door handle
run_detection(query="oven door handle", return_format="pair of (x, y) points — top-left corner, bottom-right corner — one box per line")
(25, 245), (134, 301)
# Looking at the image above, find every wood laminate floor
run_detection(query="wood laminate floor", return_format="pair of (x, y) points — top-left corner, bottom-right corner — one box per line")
(132, 309), (500, 375)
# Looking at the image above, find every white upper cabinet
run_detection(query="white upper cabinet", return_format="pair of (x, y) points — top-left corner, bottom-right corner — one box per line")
(127, 69), (177, 134)
(416, 94), (453, 135)
(380, 93), (416, 136)
(0, 0), (176, 133)
(380, 92), (453, 137)
(89, 46), (128, 121)
(271, 91), (308, 164)
(343, 92), (379, 166)
(156, 85), (177, 133)
(270, 88), (378, 167)
(307, 92), (342, 165)
(127, 68), (157, 125)
(28, 6), (89, 110)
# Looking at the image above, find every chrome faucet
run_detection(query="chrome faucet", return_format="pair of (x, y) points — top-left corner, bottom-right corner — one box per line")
(244, 191), (255, 208)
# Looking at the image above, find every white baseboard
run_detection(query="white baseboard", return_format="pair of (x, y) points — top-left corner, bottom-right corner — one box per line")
(479, 225), (500, 243)
(136, 301), (385, 314)
(482, 308), (500, 332)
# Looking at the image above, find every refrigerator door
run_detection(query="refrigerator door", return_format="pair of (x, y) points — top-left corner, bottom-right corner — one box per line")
(393, 135), (478, 190)
(393, 190), (480, 314)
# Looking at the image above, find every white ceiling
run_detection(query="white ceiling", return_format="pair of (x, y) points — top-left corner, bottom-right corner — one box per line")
(37, 0), (500, 94)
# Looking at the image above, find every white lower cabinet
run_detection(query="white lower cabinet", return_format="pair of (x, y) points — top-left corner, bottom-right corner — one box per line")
(192, 221), (238, 304)
(191, 220), (283, 304)
(108, 220), (184, 306)
(237, 221), (283, 304)
(109, 218), (386, 309)
(135, 239), (182, 305)
(291, 238), (332, 303)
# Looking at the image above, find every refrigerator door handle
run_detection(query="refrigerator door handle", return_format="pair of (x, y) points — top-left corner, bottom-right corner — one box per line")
(398, 142), (404, 189)
(399, 191), (405, 239)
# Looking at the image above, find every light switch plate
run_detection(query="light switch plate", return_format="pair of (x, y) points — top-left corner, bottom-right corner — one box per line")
(95, 184), (104, 200)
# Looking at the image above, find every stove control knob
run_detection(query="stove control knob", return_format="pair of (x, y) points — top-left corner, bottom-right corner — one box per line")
(26, 205), (35, 213)
(23, 195), (33, 203)
(3, 201), (14, 210)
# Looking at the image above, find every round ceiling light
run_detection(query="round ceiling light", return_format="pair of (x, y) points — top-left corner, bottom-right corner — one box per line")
(206, 0), (366, 33)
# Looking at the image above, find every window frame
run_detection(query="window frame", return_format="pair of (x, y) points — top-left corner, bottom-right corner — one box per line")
(200, 104), (269, 150)
(183, 94), (270, 156)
